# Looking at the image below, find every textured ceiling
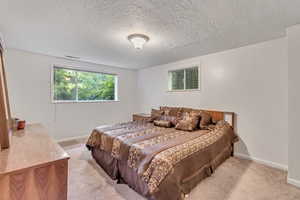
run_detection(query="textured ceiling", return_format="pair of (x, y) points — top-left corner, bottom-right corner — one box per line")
(1, 0), (300, 69)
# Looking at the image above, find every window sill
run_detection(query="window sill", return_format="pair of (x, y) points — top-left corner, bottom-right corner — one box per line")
(167, 89), (200, 93)
(52, 100), (120, 104)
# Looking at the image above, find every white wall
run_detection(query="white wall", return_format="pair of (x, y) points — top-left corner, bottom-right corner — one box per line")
(137, 38), (288, 169)
(287, 25), (300, 186)
(4, 49), (138, 140)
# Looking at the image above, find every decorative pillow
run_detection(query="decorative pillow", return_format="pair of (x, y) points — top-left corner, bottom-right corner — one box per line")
(203, 124), (217, 131)
(216, 120), (227, 127)
(211, 118), (218, 124)
(154, 120), (172, 128)
(199, 111), (212, 129)
(159, 115), (176, 126)
(175, 112), (201, 131)
(160, 109), (183, 126)
(160, 106), (182, 117)
(151, 109), (164, 122)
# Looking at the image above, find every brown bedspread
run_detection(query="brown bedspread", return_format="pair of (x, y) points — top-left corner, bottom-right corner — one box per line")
(86, 120), (237, 200)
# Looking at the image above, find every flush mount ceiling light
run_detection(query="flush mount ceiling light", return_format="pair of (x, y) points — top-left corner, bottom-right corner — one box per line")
(127, 33), (150, 50)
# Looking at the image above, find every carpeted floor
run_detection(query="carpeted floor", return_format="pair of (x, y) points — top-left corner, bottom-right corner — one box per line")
(60, 139), (300, 200)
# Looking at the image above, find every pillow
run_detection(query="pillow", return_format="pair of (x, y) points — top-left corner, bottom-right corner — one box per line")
(216, 120), (227, 127)
(199, 111), (212, 129)
(160, 107), (182, 126)
(206, 124), (217, 131)
(160, 106), (182, 117)
(154, 120), (172, 128)
(159, 115), (176, 126)
(160, 110), (182, 126)
(175, 112), (201, 131)
(151, 109), (164, 122)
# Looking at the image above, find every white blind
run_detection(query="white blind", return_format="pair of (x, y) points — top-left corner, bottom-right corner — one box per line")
(169, 66), (199, 91)
(185, 67), (199, 89)
(170, 69), (184, 90)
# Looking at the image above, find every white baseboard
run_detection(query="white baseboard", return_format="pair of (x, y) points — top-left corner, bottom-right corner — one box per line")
(56, 134), (89, 143)
(234, 153), (288, 171)
(287, 178), (300, 188)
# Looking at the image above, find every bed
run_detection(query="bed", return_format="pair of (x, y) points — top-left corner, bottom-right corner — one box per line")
(86, 107), (238, 200)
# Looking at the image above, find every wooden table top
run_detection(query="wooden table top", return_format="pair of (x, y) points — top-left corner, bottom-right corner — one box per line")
(0, 124), (70, 175)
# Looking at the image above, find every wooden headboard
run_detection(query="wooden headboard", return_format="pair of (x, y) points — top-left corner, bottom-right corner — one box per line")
(204, 110), (235, 128)
(160, 106), (235, 129)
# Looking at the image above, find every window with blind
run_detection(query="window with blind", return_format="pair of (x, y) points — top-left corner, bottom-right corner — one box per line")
(168, 66), (199, 91)
(52, 66), (118, 102)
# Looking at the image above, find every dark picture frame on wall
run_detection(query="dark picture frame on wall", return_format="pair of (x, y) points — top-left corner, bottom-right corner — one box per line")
(0, 39), (12, 150)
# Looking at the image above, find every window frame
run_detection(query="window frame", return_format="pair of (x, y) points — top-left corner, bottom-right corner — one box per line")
(51, 65), (119, 103)
(168, 65), (201, 92)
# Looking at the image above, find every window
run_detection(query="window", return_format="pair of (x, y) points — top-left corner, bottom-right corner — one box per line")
(168, 66), (199, 91)
(53, 66), (117, 102)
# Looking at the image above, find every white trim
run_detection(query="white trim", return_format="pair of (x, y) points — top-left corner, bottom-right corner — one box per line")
(52, 100), (120, 104)
(287, 178), (300, 188)
(167, 89), (201, 93)
(0, 32), (5, 50)
(53, 65), (117, 76)
(114, 75), (119, 101)
(234, 153), (288, 171)
(56, 134), (89, 143)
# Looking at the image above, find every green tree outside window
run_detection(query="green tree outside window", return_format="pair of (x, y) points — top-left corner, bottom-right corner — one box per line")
(53, 67), (116, 101)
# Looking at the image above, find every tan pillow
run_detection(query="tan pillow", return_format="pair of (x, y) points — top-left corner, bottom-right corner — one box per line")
(175, 112), (200, 131)
(160, 106), (182, 117)
(160, 110), (183, 126)
(160, 107), (182, 126)
(199, 111), (212, 129)
(154, 120), (172, 128)
(151, 109), (164, 122)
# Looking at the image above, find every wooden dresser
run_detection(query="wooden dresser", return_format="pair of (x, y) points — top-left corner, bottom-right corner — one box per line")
(0, 124), (70, 200)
